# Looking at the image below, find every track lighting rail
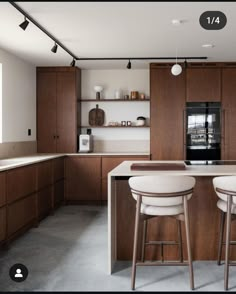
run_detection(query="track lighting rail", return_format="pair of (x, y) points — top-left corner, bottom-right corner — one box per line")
(9, 2), (208, 67)
(9, 1), (79, 60)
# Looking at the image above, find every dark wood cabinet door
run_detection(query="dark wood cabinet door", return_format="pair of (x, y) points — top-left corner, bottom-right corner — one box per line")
(37, 161), (53, 190)
(0, 172), (6, 208)
(0, 207), (6, 242)
(54, 180), (64, 207)
(7, 194), (37, 237)
(186, 68), (221, 102)
(101, 156), (149, 200)
(53, 157), (65, 182)
(65, 157), (101, 202)
(38, 186), (53, 220)
(222, 68), (236, 159)
(37, 71), (57, 152)
(56, 72), (77, 153)
(150, 67), (185, 160)
(7, 165), (37, 204)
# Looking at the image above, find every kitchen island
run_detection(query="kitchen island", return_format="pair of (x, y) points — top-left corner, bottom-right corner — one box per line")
(107, 160), (236, 273)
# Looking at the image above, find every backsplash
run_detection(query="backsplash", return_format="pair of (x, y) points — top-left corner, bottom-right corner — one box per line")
(0, 141), (37, 159)
(92, 140), (150, 153)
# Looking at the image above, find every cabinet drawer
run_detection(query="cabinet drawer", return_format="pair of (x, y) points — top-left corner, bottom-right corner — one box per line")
(53, 158), (64, 182)
(7, 165), (36, 204)
(54, 180), (64, 206)
(0, 172), (6, 207)
(0, 206), (6, 242)
(38, 161), (53, 190)
(38, 186), (53, 219)
(7, 194), (37, 236)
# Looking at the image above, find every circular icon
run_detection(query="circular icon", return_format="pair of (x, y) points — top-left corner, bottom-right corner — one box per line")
(199, 11), (227, 30)
(9, 263), (28, 282)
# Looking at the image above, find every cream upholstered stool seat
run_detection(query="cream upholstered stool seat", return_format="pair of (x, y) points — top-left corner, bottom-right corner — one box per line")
(128, 175), (196, 290)
(213, 176), (236, 291)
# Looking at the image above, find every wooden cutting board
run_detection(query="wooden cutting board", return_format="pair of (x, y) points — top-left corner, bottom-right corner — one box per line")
(89, 104), (105, 126)
(130, 162), (186, 171)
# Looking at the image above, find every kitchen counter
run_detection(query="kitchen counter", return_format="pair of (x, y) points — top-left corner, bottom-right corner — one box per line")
(107, 160), (236, 274)
(0, 154), (65, 171)
(0, 152), (149, 172)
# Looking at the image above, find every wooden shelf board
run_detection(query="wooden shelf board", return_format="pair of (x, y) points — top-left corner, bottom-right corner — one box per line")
(78, 126), (150, 128)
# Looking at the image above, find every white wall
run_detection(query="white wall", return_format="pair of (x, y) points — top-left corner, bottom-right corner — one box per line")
(0, 47), (36, 142)
(81, 69), (150, 150)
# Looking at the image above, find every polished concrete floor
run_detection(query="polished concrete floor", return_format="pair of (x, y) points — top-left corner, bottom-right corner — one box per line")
(0, 205), (235, 292)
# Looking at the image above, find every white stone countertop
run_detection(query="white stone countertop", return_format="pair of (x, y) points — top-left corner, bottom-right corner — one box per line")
(0, 153), (150, 172)
(108, 160), (236, 177)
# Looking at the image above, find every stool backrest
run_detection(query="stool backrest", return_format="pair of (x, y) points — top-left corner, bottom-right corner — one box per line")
(128, 175), (196, 207)
(213, 176), (236, 204)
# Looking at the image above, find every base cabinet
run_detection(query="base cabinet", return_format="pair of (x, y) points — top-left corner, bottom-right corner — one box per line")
(7, 194), (37, 237)
(0, 207), (6, 242)
(65, 157), (101, 202)
(101, 156), (150, 200)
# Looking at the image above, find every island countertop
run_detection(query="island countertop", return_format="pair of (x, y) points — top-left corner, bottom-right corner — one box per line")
(108, 160), (236, 177)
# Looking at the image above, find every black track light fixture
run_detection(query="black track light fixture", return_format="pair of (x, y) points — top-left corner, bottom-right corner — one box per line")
(184, 59), (188, 68)
(70, 58), (76, 67)
(19, 16), (29, 30)
(51, 42), (58, 53)
(127, 59), (131, 69)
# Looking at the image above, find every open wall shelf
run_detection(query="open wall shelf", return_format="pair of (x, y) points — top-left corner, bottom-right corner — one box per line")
(78, 99), (150, 102)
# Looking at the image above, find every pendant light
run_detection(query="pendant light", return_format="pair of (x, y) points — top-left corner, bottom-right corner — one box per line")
(171, 49), (182, 76)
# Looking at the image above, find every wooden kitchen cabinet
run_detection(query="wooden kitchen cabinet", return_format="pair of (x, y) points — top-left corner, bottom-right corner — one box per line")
(37, 67), (81, 153)
(0, 207), (6, 242)
(7, 194), (37, 237)
(0, 173), (6, 243)
(7, 165), (37, 204)
(186, 67), (221, 102)
(65, 156), (101, 202)
(150, 65), (186, 160)
(37, 161), (53, 219)
(101, 156), (150, 200)
(222, 68), (236, 159)
(53, 157), (65, 207)
(0, 172), (6, 208)
(6, 165), (37, 240)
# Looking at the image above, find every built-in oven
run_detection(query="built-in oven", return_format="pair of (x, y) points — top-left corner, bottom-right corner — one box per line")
(185, 102), (221, 160)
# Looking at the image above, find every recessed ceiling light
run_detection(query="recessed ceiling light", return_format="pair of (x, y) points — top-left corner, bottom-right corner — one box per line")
(202, 44), (215, 48)
(171, 19), (182, 25)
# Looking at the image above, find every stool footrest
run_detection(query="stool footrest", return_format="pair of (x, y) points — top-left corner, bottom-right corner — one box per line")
(145, 240), (180, 246)
(136, 261), (189, 266)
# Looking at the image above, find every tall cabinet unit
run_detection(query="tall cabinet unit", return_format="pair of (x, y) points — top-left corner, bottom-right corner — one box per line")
(150, 64), (186, 160)
(222, 67), (236, 159)
(37, 67), (81, 153)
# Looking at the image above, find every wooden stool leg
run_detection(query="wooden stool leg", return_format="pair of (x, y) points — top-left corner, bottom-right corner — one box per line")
(131, 195), (141, 290)
(141, 219), (147, 262)
(177, 219), (183, 263)
(217, 211), (225, 266)
(225, 196), (232, 291)
(183, 197), (194, 290)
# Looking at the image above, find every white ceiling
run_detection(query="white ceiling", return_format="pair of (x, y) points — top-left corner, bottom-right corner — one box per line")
(0, 1), (235, 69)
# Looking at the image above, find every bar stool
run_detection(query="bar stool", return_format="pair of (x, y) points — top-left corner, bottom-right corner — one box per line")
(213, 176), (236, 290)
(128, 175), (196, 290)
